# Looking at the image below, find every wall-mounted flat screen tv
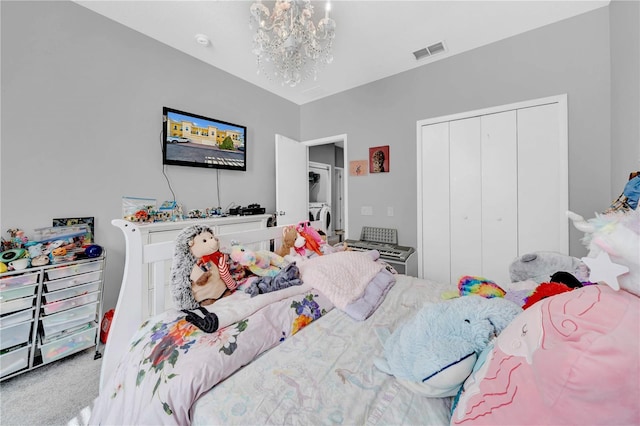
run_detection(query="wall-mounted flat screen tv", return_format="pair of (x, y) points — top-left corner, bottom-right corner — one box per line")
(162, 107), (246, 171)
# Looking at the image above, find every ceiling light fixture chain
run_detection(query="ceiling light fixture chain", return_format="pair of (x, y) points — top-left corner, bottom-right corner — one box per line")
(250, 0), (336, 87)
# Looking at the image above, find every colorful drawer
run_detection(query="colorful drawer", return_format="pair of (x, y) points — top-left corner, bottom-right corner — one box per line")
(44, 270), (102, 292)
(0, 283), (38, 303)
(0, 320), (32, 351)
(0, 272), (39, 291)
(40, 302), (98, 338)
(0, 308), (34, 328)
(40, 326), (97, 365)
(42, 281), (100, 304)
(42, 291), (100, 315)
(0, 346), (29, 377)
(46, 261), (102, 281)
(0, 295), (35, 316)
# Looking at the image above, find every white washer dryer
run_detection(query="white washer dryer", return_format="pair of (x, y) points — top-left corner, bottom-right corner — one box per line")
(308, 202), (331, 235)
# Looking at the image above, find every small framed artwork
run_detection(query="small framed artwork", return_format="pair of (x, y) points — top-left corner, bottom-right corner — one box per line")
(349, 160), (369, 176)
(369, 145), (390, 173)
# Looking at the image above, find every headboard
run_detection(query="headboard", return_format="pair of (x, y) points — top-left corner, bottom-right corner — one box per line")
(100, 219), (313, 389)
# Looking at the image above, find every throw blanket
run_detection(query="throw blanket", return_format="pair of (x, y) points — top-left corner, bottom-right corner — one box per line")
(90, 286), (333, 425)
(343, 268), (396, 320)
(200, 281), (314, 329)
(297, 251), (384, 309)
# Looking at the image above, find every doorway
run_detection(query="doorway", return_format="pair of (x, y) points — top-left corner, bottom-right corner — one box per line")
(275, 134), (348, 239)
(306, 135), (347, 241)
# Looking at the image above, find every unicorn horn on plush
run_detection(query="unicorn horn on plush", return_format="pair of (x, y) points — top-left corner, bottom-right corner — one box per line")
(567, 210), (639, 296)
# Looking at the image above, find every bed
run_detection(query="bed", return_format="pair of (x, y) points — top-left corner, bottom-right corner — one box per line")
(92, 220), (456, 425)
(91, 214), (640, 425)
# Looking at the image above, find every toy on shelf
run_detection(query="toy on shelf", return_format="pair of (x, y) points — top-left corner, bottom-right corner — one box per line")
(123, 196), (181, 223)
(6, 229), (28, 249)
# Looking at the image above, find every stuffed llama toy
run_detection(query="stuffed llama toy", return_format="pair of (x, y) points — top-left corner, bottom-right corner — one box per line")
(170, 224), (237, 310)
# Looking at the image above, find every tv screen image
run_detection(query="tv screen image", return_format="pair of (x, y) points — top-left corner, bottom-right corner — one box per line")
(162, 107), (246, 171)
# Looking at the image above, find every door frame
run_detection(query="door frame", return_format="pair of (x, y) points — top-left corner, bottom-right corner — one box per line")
(304, 134), (349, 239)
(416, 94), (568, 278)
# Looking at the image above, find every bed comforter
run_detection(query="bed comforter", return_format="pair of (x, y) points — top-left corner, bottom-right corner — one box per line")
(90, 284), (334, 425)
(191, 275), (455, 425)
(91, 252), (429, 425)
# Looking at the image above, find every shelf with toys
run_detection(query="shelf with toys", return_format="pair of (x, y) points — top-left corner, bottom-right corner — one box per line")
(0, 226), (106, 381)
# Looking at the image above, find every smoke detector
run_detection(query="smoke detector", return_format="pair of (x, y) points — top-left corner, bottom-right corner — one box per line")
(413, 41), (447, 61)
(194, 34), (211, 47)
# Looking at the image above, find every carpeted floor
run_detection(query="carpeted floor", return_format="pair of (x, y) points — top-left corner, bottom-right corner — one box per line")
(0, 347), (102, 426)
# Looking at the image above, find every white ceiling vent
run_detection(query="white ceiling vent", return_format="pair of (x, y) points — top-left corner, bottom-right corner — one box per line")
(413, 41), (447, 61)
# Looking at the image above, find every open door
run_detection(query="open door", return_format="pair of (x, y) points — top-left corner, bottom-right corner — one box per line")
(275, 134), (308, 226)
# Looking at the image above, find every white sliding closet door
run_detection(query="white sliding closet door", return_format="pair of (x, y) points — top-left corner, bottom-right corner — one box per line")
(481, 111), (518, 283)
(517, 104), (565, 254)
(450, 118), (482, 283)
(417, 95), (568, 286)
(420, 122), (451, 284)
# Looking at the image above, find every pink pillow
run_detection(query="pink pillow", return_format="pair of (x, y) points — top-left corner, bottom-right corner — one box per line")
(451, 285), (640, 425)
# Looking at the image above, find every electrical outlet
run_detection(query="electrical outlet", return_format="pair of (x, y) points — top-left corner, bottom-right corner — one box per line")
(361, 206), (373, 216)
(387, 207), (394, 216)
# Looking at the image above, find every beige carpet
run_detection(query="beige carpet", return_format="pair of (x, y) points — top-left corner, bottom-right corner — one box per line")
(0, 347), (101, 426)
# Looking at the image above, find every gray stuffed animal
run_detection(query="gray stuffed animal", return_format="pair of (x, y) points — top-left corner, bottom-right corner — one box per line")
(245, 262), (303, 297)
(509, 251), (589, 284)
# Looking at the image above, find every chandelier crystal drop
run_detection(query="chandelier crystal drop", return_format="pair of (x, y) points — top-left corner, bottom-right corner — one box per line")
(250, 0), (336, 87)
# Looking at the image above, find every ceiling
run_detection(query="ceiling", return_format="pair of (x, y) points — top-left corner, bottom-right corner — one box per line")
(74, 1), (609, 105)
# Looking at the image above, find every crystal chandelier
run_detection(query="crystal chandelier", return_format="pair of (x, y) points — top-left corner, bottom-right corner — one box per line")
(250, 0), (336, 87)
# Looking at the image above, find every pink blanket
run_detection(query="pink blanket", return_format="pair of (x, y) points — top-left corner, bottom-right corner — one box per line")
(297, 251), (384, 309)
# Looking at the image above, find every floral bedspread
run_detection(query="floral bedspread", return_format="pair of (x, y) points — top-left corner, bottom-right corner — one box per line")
(191, 275), (456, 425)
(89, 288), (333, 425)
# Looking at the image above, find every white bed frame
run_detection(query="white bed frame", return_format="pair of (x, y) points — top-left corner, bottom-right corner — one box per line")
(100, 219), (314, 389)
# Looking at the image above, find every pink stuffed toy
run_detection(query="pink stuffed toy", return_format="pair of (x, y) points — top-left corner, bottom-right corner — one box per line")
(296, 221), (324, 256)
(452, 284), (640, 425)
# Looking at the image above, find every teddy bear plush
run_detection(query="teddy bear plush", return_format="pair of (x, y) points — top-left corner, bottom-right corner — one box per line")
(275, 225), (303, 257)
(170, 225), (237, 310)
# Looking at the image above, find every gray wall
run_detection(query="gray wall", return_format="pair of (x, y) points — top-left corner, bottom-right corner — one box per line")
(309, 144), (343, 168)
(610, 0), (640, 195)
(301, 5), (624, 257)
(1, 1), (637, 310)
(0, 1), (300, 310)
